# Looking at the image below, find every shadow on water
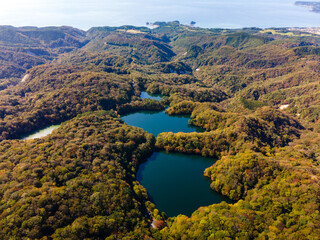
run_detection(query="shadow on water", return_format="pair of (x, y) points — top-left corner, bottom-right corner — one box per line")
(137, 152), (160, 182)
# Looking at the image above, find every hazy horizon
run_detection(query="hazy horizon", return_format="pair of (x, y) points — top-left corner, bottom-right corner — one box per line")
(0, 0), (320, 30)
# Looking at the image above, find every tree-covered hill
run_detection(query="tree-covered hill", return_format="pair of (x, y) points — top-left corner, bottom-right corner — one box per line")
(0, 26), (87, 89)
(0, 111), (160, 239)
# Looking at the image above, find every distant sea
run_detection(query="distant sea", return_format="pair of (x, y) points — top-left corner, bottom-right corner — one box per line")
(1, 0), (320, 30)
(135, 0), (320, 29)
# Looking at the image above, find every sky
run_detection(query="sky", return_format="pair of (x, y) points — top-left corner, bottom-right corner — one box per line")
(0, 0), (319, 30)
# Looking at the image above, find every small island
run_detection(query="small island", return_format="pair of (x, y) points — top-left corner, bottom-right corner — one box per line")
(295, 1), (320, 13)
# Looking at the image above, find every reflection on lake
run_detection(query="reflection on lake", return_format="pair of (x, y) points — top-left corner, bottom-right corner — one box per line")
(140, 91), (162, 100)
(22, 125), (60, 140)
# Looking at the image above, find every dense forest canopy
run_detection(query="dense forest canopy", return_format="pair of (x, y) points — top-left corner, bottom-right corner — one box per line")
(0, 22), (320, 239)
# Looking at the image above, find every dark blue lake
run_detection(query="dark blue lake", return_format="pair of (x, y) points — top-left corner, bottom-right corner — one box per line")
(137, 152), (231, 217)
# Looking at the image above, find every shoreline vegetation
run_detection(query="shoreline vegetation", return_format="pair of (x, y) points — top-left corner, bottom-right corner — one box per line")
(0, 22), (320, 239)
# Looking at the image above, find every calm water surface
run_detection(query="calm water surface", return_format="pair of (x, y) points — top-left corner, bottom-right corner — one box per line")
(3, 1), (320, 30)
(73, 0), (320, 29)
(123, 92), (202, 136)
(140, 91), (162, 100)
(122, 110), (202, 136)
(22, 125), (60, 140)
(137, 152), (231, 217)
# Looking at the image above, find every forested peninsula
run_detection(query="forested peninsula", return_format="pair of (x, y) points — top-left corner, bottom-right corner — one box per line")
(0, 22), (320, 239)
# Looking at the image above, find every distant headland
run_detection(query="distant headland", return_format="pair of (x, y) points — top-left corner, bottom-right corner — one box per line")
(295, 1), (320, 13)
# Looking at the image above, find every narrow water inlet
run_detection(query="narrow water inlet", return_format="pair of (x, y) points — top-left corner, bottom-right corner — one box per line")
(140, 91), (163, 100)
(21, 125), (60, 140)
